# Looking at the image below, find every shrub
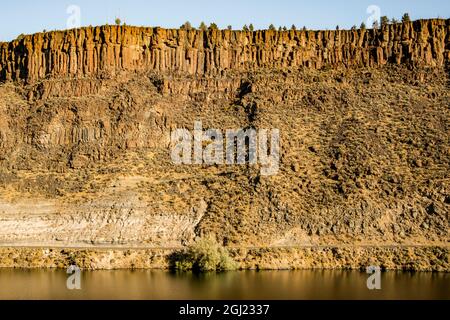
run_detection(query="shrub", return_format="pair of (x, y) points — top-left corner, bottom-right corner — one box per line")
(402, 13), (411, 23)
(115, 18), (121, 26)
(209, 23), (218, 30)
(199, 22), (208, 31)
(172, 236), (238, 272)
(181, 21), (192, 30)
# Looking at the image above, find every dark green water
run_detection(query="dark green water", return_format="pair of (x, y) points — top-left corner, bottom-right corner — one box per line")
(0, 269), (448, 300)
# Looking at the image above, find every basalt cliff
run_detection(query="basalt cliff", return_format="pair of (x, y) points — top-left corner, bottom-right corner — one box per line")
(0, 19), (448, 271)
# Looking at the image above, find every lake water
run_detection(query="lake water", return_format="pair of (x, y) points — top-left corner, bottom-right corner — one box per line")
(0, 269), (448, 300)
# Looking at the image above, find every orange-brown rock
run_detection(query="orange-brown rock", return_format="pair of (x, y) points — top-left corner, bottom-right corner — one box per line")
(0, 20), (448, 271)
(1, 19), (449, 82)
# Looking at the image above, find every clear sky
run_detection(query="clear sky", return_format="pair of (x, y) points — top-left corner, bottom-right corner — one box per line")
(1, 0), (449, 41)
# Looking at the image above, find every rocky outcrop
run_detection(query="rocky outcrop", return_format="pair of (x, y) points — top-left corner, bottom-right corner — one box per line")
(1, 19), (449, 82)
(0, 20), (448, 271)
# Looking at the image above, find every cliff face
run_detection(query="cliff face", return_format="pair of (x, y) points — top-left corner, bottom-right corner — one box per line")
(1, 19), (449, 82)
(0, 20), (449, 271)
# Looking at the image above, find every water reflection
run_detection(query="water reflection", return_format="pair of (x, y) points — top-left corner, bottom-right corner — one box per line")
(0, 269), (448, 300)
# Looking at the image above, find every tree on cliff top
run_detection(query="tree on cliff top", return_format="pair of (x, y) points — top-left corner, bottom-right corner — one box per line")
(249, 24), (254, 32)
(199, 22), (207, 31)
(115, 18), (121, 26)
(372, 20), (380, 29)
(360, 22), (366, 30)
(242, 24), (249, 32)
(291, 24), (296, 31)
(180, 21), (192, 30)
(268, 24), (276, 31)
(402, 13), (411, 23)
(208, 23), (218, 30)
(380, 16), (389, 27)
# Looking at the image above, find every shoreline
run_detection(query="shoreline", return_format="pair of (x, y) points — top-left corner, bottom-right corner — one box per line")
(0, 245), (448, 272)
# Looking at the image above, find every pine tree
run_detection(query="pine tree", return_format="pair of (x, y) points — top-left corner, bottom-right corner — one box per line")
(242, 24), (249, 32)
(269, 24), (276, 31)
(360, 22), (366, 30)
(291, 24), (297, 31)
(380, 16), (389, 27)
(249, 24), (254, 32)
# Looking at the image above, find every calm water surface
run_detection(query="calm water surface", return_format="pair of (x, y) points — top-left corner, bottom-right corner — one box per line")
(0, 269), (448, 300)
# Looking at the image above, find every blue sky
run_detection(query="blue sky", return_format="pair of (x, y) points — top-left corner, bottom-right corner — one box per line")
(1, 0), (449, 41)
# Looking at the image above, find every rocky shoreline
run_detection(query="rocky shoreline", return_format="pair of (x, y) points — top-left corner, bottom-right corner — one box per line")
(0, 245), (448, 272)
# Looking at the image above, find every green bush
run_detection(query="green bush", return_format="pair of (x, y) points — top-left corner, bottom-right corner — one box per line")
(173, 236), (238, 272)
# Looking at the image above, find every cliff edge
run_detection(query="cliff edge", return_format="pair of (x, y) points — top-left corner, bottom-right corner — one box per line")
(1, 19), (449, 82)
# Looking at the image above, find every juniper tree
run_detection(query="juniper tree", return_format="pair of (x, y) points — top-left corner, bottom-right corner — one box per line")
(199, 22), (207, 31)
(180, 21), (192, 30)
(402, 13), (411, 23)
